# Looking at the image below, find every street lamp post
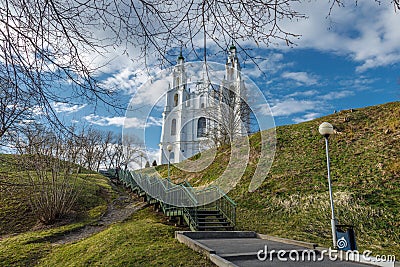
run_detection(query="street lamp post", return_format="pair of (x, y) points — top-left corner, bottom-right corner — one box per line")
(167, 144), (173, 179)
(319, 122), (337, 249)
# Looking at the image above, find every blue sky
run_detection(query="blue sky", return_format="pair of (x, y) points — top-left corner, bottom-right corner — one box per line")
(47, 1), (400, 163)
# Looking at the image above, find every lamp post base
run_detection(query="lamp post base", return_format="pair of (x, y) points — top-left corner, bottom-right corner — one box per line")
(331, 218), (338, 249)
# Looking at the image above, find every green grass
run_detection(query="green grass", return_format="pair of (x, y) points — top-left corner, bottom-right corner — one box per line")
(0, 222), (87, 266)
(156, 101), (400, 257)
(0, 154), (113, 235)
(0, 154), (213, 266)
(0, 208), (213, 266)
(37, 208), (212, 267)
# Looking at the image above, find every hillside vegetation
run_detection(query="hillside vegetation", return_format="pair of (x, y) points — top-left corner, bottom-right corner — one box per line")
(0, 154), (213, 266)
(0, 154), (113, 235)
(158, 101), (400, 256)
(0, 207), (212, 266)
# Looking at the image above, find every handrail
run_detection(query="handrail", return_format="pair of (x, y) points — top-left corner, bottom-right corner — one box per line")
(109, 168), (236, 230)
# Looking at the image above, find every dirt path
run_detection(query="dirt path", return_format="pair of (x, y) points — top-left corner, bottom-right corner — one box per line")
(52, 185), (147, 245)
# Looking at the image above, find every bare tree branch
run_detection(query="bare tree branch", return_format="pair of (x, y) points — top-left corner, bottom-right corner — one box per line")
(0, 0), (397, 140)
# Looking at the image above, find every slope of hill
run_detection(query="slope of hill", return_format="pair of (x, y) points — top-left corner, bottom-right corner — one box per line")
(0, 154), (113, 235)
(0, 154), (213, 266)
(157, 101), (400, 256)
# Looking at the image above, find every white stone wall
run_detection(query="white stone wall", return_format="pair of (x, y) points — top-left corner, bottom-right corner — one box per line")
(160, 46), (247, 165)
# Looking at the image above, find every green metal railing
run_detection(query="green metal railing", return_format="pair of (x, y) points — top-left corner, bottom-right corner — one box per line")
(183, 182), (237, 230)
(109, 168), (236, 231)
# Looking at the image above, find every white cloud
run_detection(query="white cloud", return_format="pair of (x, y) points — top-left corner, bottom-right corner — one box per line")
(53, 102), (87, 113)
(84, 114), (137, 128)
(284, 1), (400, 71)
(270, 99), (320, 117)
(288, 90), (319, 97)
(84, 114), (162, 129)
(101, 68), (158, 95)
(282, 72), (319, 86)
(355, 53), (400, 72)
(70, 1), (400, 79)
(29, 105), (44, 116)
(130, 78), (170, 107)
(243, 53), (292, 78)
(147, 116), (163, 127)
(319, 90), (354, 100)
(100, 65), (171, 110)
(292, 112), (321, 123)
(84, 114), (121, 127)
(338, 76), (376, 89)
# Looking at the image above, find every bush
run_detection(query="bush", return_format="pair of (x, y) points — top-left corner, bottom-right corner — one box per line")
(23, 155), (81, 224)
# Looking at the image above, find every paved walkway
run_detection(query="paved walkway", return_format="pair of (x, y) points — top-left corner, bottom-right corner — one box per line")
(176, 231), (395, 267)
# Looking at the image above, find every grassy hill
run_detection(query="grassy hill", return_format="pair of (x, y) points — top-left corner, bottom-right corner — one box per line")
(0, 154), (116, 235)
(0, 154), (213, 266)
(157, 101), (400, 257)
(1, 101), (397, 265)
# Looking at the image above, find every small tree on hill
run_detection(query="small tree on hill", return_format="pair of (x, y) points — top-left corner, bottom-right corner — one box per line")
(19, 129), (81, 224)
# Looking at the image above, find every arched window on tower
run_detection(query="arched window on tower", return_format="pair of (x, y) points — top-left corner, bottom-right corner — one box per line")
(171, 119), (176, 135)
(174, 94), (178, 107)
(197, 117), (206, 138)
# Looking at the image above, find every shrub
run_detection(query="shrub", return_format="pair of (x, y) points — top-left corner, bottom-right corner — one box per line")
(23, 154), (81, 224)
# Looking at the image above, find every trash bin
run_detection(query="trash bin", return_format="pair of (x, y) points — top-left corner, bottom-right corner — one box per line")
(336, 224), (357, 251)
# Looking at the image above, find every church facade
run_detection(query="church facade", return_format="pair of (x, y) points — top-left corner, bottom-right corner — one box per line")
(159, 45), (248, 164)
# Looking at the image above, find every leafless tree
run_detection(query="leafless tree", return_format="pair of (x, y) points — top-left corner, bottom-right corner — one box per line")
(1, 0), (398, 141)
(79, 128), (104, 171)
(103, 132), (120, 170)
(121, 135), (144, 170)
(102, 133), (144, 170)
(13, 122), (49, 155)
(95, 131), (114, 171)
(200, 80), (256, 147)
(102, 134), (126, 170)
(104, 142), (121, 170)
(0, 77), (36, 139)
(1, 123), (83, 224)
(10, 122), (122, 171)
(63, 125), (85, 167)
(18, 132), (81, 224)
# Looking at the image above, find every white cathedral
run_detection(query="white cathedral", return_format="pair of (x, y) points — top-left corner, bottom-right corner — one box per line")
(159, 44), (249, 164)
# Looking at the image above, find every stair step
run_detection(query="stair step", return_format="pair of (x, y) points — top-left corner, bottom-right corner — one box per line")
(195, 210), (220, 213)
(197, 217), (227, 222)
(191, 211), (222, 215)
(196, 215), (224, 219)
(197, 225), (234, 230)
(198, 222), (231, 226)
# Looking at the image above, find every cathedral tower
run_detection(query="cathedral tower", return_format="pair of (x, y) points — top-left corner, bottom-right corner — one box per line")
(159, 45), (249, 165)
